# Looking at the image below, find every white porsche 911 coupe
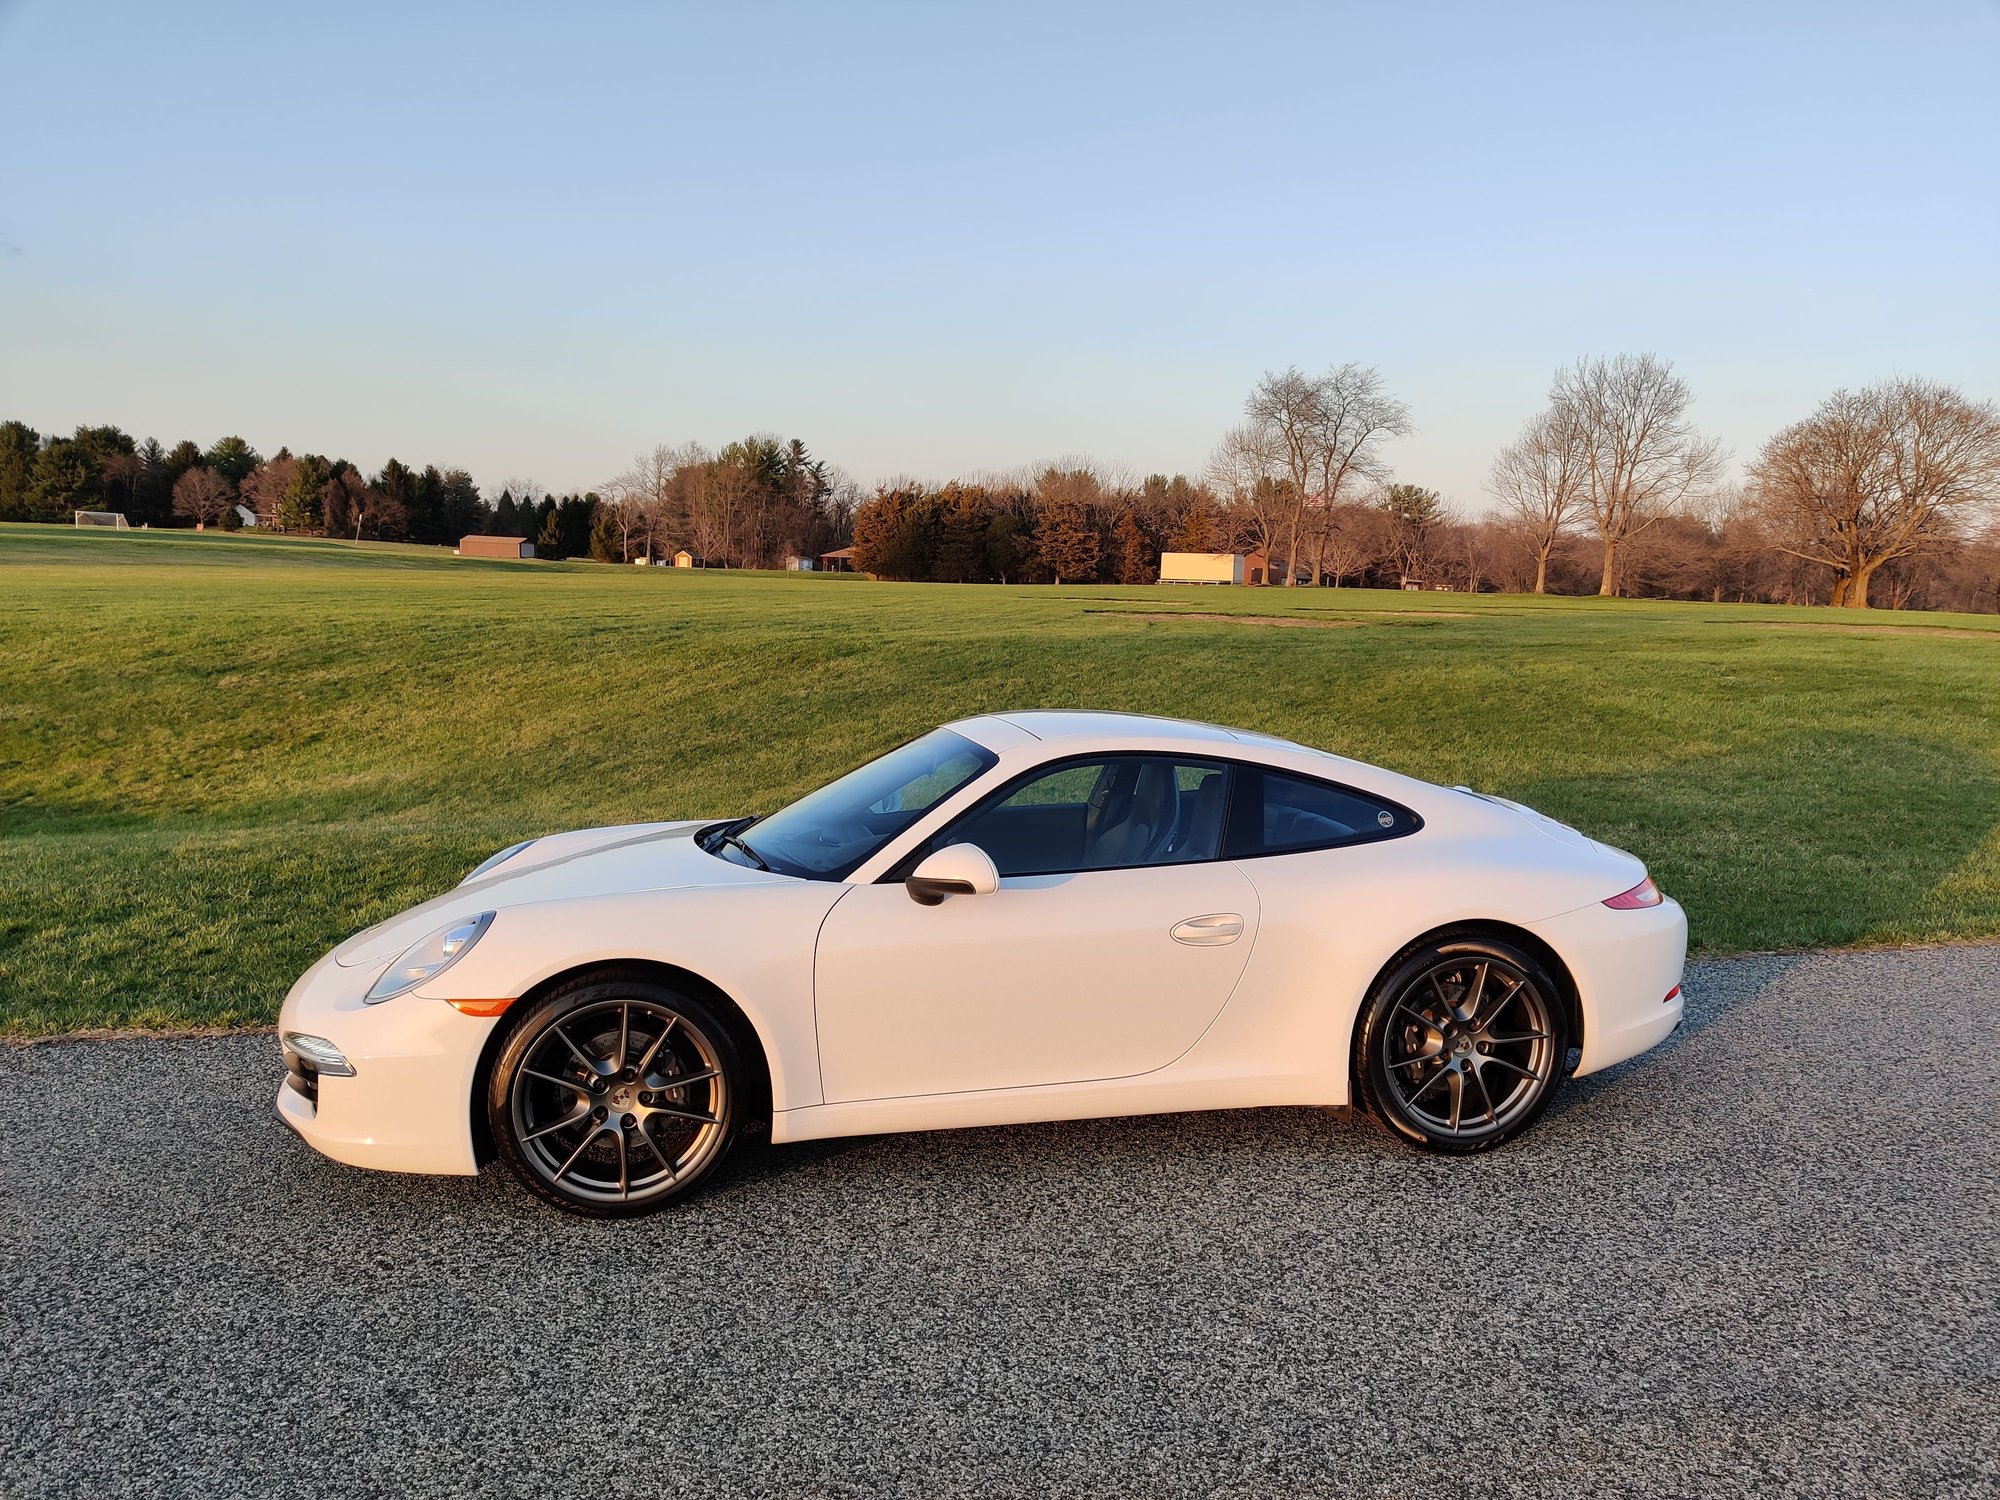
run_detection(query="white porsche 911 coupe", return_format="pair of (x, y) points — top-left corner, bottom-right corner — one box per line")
(278, 711), (1687, 1216)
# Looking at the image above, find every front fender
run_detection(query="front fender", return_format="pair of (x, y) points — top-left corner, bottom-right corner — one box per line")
(416, 882), (847, 1111)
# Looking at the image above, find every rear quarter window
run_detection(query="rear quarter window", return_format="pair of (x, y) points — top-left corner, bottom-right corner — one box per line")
(1223, 767), (1419, 858)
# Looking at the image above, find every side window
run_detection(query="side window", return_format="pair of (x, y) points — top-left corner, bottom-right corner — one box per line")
(1224, 768), (1416, 858)
(938, 757), (1231, 877)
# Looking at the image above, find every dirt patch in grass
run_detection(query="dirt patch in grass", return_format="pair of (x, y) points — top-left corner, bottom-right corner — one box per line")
(1090, 611), (1359, 628)
(1746, 621), (1998, 641)
(1089, 609), (1471, 627)
(1314, 608), (1477, 618)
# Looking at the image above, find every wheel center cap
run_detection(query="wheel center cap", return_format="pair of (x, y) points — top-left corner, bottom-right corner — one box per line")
(1452, 1034), (1475, 1057)
(610, 1085), (635, 1108)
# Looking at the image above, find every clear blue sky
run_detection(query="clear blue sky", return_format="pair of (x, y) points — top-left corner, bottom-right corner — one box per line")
(3, 0), (1995, 509)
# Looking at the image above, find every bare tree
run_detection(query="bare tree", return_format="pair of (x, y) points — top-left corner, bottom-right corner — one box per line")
(1206, 422), (1286, 565)
(1304, 363), (1412, 582)
(1378, 483), (1446, 583)
(1242, 364), (1411, 585)
(1319, 500), (1385, 588)
(607, 445), (683, 561)
(1552, 354), (1725, 595)
(1747, 378), (2000, 607)
(331, 468), (399, 541)
(1243, 368), (1320, 582)
(238, 456), (298, 529)
(1488, 406), (1588, 593)
(171, 466), (234, 528)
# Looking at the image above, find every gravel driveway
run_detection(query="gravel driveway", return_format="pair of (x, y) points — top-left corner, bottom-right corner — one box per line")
(3, 946), (1995, 1499)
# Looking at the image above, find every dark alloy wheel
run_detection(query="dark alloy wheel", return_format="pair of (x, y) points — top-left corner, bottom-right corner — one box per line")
(489, 975), (740, 1217)
(1355, 938), (1570, 1154)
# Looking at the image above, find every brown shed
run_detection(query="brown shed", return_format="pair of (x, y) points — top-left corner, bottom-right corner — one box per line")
(459, 535), (534, 560)
(820, 546), (857, 572)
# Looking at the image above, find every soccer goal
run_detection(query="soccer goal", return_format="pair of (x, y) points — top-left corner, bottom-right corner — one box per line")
(74, 510), (130, 529)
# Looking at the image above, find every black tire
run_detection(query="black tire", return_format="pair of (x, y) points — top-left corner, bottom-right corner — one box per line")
(1354, 937), (1570, 1155)
(488, 972), (741, 1217)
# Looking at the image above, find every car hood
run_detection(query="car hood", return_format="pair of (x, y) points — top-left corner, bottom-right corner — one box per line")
(332, 819), (777, 968)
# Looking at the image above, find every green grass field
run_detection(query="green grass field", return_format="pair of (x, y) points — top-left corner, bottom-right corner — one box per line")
(4, 523), (1997, 1035)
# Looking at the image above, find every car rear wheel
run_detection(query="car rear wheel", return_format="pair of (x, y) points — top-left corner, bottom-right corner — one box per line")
(489, 974), (739, 1217)
(1355, 938), (1569, 1154)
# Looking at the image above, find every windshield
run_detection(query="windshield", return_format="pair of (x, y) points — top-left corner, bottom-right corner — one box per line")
(729, 728), (996, 880)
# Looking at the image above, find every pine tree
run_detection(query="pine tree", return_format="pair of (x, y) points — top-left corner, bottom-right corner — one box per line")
(0, 421), (39, 521)
(589, 503), (620, 562)
(1034, 498), (1101, 585)
(26, 439), (95, 521)
(280, 454), (328, 532)
(1114, 512), (1156, 584)
(205, 435), (261, 485)
(535, 505), (563, 559)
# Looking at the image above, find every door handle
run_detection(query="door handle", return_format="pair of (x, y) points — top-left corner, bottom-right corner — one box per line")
(1170, 912), (1244, 946)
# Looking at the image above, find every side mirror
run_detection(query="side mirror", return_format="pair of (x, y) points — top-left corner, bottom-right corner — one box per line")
(906, 843), (1000, 905)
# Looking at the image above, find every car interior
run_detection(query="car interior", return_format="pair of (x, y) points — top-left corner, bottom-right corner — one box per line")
(939, 758), (1231, 876)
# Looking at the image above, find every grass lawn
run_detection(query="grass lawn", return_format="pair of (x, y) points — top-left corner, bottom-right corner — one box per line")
(4, 522), (1997, 1035)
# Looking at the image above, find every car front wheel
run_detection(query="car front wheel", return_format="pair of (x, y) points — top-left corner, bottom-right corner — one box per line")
(1355, 938), (1569, 1154)
(488, 974), (739, 1217)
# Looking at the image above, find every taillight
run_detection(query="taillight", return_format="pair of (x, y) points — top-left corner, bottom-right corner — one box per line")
(1603, 875), (1663, 909)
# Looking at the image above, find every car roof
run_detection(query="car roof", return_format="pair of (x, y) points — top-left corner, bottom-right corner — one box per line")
(949, 709), (1300, 751)
(944, 710), (1461, 818)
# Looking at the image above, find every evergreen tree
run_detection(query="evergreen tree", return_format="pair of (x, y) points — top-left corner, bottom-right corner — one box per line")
(589, 503), (620, 562)
(535, 503), (563, 558)
(71, 425), (135, 468)
(26, 439), (96, 521)
(1169, 499), (1223, 552)
(435, 470), (486, 540)
(280, 454), (329, 531)
(932, 484), (993, 582)
(849, 486), (936, 580)
(0, 421), (39, 521)
(555, 494), (595, 557)
(985, 508), (1032, 584)
(133, 438), (171, 526)
(1034, 498), (1101, 585)
(1114, 511), (1156, 584)
(205, 435), (261, 485)
(408, 465), (445, 543)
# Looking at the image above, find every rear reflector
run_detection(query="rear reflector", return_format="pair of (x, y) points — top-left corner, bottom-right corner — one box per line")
(1664, 984), (1681, 1004)
(1603, 875), (1663, 909)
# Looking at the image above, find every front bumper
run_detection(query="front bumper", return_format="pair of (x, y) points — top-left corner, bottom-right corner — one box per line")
(274, 947), (502, 1176)
(1527, 896), (1688, 1078)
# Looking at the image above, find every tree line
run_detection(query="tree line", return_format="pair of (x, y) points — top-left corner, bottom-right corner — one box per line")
(0, 422), (854, 566)
(844, 358), (2000, 611)
(5, 354), (1996, 609)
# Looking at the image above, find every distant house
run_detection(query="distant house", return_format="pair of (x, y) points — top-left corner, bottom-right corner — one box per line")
(232, 504), (258, 528)
(784, 555), (816, 571)
(458, 535), (534, 560)
(672, 549), (702, 568)
(819, 546), (857, 573)
(1159, 550), (1275, 586)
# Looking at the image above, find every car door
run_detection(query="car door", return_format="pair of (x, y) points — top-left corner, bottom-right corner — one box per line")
(812, 756), (1261, 1102)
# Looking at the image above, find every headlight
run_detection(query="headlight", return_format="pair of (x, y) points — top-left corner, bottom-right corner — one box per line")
(463, 839), (536, 884)
(365, 912), (495, 1003)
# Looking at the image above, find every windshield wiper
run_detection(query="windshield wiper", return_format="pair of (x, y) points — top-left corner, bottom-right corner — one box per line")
(714, 829), (769, 870)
